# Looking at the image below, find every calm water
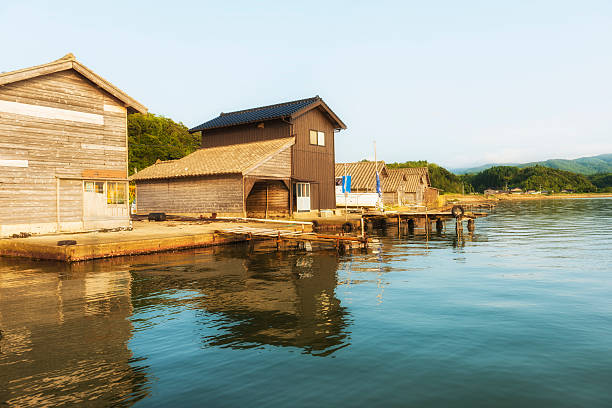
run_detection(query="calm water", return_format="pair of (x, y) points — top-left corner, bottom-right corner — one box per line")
(1, 199), (612, 407)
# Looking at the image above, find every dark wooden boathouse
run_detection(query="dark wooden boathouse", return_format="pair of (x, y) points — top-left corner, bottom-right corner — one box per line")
(188, 96), (347, 213)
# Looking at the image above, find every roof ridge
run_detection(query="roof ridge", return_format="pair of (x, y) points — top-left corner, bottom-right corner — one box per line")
(219, 96), (319, 117)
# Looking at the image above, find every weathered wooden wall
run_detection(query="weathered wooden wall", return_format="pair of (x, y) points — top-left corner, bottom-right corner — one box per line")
(245, 181), (289, 218)
(0, 70), (129, 236)
(246, 147), (292, 178)
(291, 108), (336, 210)
(201, 120), (290, 148)
(424, 187), (439, 207)
(136, 175), (244, 215)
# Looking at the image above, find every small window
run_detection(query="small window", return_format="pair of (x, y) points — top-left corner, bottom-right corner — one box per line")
(95, 182), (105, 194)
(309, 130), (318, 145)
(309, 130), (325, 146)
(317, 131), (325, 146)
(107, 182), (126, 204)
(84, 181), (94, 192)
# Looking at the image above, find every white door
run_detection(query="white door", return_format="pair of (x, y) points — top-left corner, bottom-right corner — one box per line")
(296, 182), (311, 212)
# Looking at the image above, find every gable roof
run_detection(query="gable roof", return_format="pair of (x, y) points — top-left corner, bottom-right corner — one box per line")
(335, 161), (388, 191)
(385, 168), (431, 193)
(396, 167), (430, 185)
(0, 54), (147, 114)
(131, 137), (295, 181)
(384, 168), (407, 192)
(189, 96), (346, 133)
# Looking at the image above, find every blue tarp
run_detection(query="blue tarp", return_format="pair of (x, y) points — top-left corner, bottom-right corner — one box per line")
(342, 175), (351, 193)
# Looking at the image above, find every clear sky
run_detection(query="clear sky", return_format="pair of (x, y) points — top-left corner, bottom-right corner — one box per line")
(2, 1), (611, 168)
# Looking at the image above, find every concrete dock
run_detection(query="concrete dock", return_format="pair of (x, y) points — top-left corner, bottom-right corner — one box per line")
(0, 220), (311, 262)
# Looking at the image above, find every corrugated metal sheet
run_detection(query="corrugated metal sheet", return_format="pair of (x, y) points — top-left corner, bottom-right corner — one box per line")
(131, 137), (294, 181)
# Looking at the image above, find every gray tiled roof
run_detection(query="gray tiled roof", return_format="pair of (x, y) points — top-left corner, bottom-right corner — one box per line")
(189, 96), (320, 132)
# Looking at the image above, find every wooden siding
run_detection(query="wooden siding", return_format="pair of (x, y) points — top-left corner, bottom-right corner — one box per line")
(291, 108), (336, 210)
(0, 70), (129, 234)
(246, 147), (292, 178)
(197, 106), (339, 211)
(246, 181), (289, 218)
(201, 119), (290, 148)
(136, 175), (243, 215)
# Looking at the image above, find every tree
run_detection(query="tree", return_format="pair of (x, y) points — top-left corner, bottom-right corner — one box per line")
(128, 113), (201, 175)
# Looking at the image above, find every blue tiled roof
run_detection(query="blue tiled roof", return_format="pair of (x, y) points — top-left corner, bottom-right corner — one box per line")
(189, 96), (320, 132)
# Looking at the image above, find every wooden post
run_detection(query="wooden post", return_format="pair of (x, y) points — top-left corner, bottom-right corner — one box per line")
(242, 177), (247, 218)
(361, 216), (365, 239)
(56, 178), (60, 232)
(436, 219), (443, 233)
(265, 183), (269, 219)
(467, 218), (475, 232)
(398, 214), (401, 237)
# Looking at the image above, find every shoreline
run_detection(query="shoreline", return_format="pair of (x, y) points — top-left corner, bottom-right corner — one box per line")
(443, 193), (612, 204)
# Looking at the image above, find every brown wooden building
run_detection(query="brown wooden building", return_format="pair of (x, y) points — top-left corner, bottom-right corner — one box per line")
(0, 54), (146, 237)
(131, 137), (296, 217)
(188, 96), (346, 213)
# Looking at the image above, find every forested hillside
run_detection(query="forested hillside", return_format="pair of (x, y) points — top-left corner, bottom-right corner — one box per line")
(128, 113), (201, 175)
(453, 153), (612, 175)
(465, 165), (597, 193)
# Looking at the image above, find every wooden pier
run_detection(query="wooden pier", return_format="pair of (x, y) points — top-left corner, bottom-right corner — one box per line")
(362, 204), (494, 236)
(214, 225), (371, 251)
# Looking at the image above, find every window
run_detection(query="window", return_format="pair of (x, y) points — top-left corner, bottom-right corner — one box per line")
(107, 182), (126, 204)
(95, 182), (104, 194)
(84, 181), (94, 192)
(309, 130), (325, 146)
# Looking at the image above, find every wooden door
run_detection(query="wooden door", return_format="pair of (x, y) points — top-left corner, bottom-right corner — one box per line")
(83, 181), (107, 219)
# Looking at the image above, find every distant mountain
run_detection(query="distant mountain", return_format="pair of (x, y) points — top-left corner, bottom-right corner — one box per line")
(453, 154), (612, 175)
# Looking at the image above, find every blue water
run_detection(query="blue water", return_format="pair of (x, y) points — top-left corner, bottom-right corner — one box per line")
(1, 199), (612, 407)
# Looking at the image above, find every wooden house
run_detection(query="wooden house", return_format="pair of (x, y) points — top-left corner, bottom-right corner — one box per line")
(131, 138), (295, 217)
(0, 54), (146, 237)
(133, 96), (346, 216)
(335, 162), (437, 207)
(385, 167), (437, 206)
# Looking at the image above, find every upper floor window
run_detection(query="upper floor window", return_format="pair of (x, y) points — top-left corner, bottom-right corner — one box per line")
(309, 130), (325, 146)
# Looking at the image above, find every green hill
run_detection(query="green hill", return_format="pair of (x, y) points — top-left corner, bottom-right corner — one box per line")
(465, 165), (597, 193)
(453, 154), (612, 175)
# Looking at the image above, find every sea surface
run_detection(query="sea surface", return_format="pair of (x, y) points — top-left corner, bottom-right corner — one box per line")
(1, 199), (611, 407)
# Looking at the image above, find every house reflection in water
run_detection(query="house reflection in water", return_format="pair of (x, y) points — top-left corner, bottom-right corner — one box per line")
(0, 258), (150, 407)
(0, 245), (351, 405)
(129, 245), (351, 357)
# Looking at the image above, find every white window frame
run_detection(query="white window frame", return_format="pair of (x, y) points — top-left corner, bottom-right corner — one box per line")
(309, 129), (325, 146)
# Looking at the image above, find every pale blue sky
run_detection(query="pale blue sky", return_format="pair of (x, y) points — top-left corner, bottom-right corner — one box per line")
(2, 1), (611, 168)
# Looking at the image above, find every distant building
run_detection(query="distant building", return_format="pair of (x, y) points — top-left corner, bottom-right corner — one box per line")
(334, 162), (436, 207)
(0, 54), (146, 237)
(510, 187), (523, 194)
(484, 189), (500, 195)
